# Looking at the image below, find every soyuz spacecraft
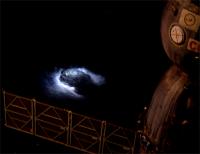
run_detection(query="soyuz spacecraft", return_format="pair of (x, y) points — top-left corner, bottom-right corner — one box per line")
(135, 0), (199, 153)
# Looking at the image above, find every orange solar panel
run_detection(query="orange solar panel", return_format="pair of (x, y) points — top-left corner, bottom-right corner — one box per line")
(4, 92), (33, 134)
(3, 91), (135, 154)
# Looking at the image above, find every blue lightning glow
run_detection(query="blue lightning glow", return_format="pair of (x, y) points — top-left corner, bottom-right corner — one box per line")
(44, 67), (105, 99)
(45, 69), (83, 99)
(76, 68), (105, 86)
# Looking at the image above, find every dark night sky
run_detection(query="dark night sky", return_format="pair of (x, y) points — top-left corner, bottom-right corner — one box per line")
(1, 1), (172, 153)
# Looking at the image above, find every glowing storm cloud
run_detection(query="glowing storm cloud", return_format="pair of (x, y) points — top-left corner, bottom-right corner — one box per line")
(44, 67), (105, 99)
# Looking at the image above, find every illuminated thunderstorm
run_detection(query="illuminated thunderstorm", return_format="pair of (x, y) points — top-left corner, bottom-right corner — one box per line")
(44, 67), (105, 99)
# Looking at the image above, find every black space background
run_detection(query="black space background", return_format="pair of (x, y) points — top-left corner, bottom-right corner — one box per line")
(0, 1), (174, 153)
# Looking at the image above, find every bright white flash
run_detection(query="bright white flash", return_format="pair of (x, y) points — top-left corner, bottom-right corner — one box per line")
(44, 69), (83, 99)
(77, 68), (105, 86)
(44, 67), (105, 99)
(54, 71), (76, 92)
